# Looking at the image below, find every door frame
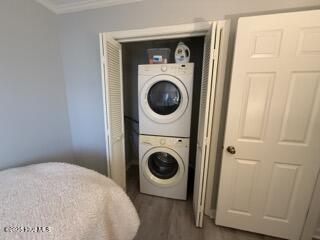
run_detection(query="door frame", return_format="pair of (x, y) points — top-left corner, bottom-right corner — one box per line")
(106, 21), (212, 43)
(100, 20), (218, 195)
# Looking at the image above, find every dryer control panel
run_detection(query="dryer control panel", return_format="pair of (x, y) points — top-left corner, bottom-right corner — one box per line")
(138, 63), (194, 76)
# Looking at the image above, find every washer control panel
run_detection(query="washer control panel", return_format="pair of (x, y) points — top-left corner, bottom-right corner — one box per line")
(140, 135), (189, 147)
(160, 139), (166, 145)
(161, 65), (167, 72)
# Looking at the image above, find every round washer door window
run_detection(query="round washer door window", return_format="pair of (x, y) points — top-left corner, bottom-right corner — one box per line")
(147, 81), (181, 115)
(142, 147), (185, 187)
(148, 152), (179, 179)
(140, 75), (188, 124)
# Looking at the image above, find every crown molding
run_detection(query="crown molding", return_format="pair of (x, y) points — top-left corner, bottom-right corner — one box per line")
(35, 0), (57, 13)
(35, 0), (142, 14)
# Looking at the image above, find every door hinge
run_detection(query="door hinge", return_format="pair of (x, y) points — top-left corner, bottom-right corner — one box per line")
(214, 48), (219, 60)
(212, 49), (216, 60)
(200, 203), (204, 213)
(105, 129), (109, 137)
(204, 137), (210, 146)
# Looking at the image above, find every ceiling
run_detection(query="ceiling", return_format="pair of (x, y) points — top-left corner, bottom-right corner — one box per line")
(35, 0), (142, 14)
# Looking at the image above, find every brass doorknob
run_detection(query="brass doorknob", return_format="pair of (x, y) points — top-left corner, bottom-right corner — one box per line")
(226, 146), (236, 154)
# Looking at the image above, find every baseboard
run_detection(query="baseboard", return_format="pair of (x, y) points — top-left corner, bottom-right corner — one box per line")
(205, 209), (216, 219)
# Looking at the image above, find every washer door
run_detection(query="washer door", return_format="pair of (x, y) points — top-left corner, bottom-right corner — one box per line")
(140, 75), (188, 123)
(142, 147), (185, 187)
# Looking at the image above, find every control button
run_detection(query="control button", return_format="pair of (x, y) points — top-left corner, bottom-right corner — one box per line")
(161, 65), (167, 72)
(160, 139), (166, 145)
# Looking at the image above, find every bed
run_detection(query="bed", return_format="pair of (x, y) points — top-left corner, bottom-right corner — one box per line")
(0, 162), (140, 240)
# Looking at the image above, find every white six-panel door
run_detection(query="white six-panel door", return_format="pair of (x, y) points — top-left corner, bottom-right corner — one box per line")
(100, 33), (126, 189)
(216, 10), (320, 240)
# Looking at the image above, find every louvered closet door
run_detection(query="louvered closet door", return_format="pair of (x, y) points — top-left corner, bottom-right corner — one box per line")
(216, 10), (320, 240)
(193, 21), (222, 227)
(100, 34), (126, 189)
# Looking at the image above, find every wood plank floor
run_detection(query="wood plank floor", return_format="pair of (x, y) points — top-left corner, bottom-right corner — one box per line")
(126, 166), (282, 240)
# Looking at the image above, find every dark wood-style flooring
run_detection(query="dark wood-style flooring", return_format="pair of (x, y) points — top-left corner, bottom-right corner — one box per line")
(126, 166), (281, 240)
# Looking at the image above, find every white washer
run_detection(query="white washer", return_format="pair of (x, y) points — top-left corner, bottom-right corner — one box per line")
(139, 135), (189, 200)
(138, 63), (194, 138)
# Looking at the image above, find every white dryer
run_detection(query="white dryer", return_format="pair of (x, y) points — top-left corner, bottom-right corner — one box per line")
(138, 63), (194, 138)
(139, 135), (189, 200)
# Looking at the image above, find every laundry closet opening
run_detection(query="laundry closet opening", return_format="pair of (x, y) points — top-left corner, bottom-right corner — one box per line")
(121, 36), (205, 198)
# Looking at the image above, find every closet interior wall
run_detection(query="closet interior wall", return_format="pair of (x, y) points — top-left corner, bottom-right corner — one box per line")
(121, 37), (204, 176)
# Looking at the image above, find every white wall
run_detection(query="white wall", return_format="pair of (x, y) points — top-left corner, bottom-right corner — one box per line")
(57, 0), (320, 174)
(0, 0), (74, 170)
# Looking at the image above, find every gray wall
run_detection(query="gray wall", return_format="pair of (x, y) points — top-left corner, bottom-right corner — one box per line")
(57, 0), (320, 174)
(0, 0), (74, 170)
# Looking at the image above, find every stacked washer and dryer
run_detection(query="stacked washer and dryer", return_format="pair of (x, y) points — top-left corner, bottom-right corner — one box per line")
(138, 63), (194, 200)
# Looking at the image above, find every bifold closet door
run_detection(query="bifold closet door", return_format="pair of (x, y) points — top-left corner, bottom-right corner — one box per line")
(216, 10), (320, 240)
(193, 21), (222, 227)
(100, 33), (126, 189)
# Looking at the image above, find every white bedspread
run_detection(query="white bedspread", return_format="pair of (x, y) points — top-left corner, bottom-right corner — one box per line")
(0, 162), (140, 240)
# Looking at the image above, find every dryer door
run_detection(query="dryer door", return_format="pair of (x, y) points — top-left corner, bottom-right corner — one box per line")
(140, 75), (188, 123)
(142, 147), (185, 187)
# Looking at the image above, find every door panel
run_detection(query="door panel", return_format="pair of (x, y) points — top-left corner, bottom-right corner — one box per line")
(229, 159), (259, 215)
(264, 163), (300, 221)
(194, 20), (230, 225)
(100, 34), (126, 189)
(249, 30), (283, 58)
(231, 159), (258, 215)
(279, 72), (320, 144)
(193, 21), (218, 227)
(239, 73), (275, 141)
(296, 27), (320, 55)
(216, 10), (320, 240)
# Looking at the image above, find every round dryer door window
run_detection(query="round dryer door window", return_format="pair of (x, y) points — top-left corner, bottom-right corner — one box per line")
(140, 75), (188, 124)
(147, 81), (181, 115)
(142, 147), (185, 187)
